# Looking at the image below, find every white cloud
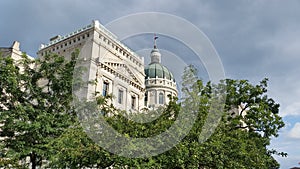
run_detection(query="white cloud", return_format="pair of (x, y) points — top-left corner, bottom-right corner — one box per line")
(2, 1), (300, 168)
(281, 102), (300, 117)
(266, 75), (300, 118)
(288, 123), (300, 139)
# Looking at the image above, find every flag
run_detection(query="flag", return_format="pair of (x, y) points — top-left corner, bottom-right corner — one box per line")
(154, 33), (158, 40)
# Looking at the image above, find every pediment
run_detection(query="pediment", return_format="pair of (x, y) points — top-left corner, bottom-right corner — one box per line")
(103, 61), (143, 85)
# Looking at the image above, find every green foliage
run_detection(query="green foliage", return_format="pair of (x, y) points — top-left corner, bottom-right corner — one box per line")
(47, 122), (114, 168)
(0, 51), (79, 168)
(0, 49), (285, 169)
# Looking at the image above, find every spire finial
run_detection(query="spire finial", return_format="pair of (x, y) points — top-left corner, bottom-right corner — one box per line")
(154, 33), (158, 49)
(150, 34), (161, 63)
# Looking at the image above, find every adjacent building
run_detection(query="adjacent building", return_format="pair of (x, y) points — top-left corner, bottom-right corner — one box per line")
(0, 41), (33, 61)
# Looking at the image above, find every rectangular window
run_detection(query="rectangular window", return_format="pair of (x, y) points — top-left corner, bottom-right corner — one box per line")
(102, 81), (109, 96)
(118, 89), (123, 104)
(144, 92), (148, 106)
(131, 96), (136, 109)
(159, 93), (164, 104)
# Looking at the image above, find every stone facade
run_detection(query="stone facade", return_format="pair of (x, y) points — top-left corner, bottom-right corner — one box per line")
(37, 20), (178, 111)
(144, 43), (178, 109)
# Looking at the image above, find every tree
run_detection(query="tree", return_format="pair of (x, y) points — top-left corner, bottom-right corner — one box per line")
(100, 65), (285, 168)
(1, 49), (285, 169)
(153, 66), (285, 169)
(0, 51), (79, 168)
(47, 122), (114, 168)
(150, 66), (285, 169)
(58, 65), (285, 168)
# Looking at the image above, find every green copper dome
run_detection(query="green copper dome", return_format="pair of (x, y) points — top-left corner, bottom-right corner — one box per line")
(144, 63), (175, 82)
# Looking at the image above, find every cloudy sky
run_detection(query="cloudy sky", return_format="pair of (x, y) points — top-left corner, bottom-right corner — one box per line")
(1, 0), (300, 168)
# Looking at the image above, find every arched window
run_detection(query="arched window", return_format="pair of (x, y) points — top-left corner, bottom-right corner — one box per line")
(159, 93), (164, 104)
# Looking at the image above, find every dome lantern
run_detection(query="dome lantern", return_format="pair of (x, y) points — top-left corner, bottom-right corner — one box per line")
(150, 34), (161, 64)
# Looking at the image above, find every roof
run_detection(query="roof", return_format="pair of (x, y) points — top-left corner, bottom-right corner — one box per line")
(144, 63), (175, 82)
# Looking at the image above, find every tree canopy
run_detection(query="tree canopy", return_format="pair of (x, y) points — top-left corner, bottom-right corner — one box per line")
(0, 52), (286, 169)
(0, 51), (78, 168)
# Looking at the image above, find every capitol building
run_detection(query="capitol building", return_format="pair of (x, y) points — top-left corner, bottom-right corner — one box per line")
(37, 20), (178, 111)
